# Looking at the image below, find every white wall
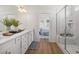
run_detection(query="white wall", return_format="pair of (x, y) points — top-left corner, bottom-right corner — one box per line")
(0, 5), (18, 31)
(0, 5), (38, 30)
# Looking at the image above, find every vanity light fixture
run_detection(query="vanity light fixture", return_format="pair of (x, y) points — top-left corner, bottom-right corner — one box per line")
(17, 5), (27, 13)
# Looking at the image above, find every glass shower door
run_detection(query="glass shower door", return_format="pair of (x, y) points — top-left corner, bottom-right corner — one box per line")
(57, 8), (66, 50)
(65, 6), (74, 53)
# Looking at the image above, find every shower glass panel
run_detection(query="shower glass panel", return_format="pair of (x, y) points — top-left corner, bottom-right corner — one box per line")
(65, 6), (74, 53)
(57, 5), (79, 54)
(57, 8), (65, 49)
(66, 5), (79, 54)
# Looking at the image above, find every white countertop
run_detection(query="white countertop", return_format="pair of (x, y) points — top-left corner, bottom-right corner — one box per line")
(0, 29), (32, 45)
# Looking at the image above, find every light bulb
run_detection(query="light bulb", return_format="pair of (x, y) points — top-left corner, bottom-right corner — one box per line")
(17, 5), (27, 13)
(22, 9), (27, 12)
(18, 8), (23, 12)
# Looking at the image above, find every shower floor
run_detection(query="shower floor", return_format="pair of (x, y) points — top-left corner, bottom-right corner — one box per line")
(59, 43), (79, 54)
(66, 44), (79, 54)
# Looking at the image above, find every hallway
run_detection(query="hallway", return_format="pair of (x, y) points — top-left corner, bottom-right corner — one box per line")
(25, 39), (63, 54)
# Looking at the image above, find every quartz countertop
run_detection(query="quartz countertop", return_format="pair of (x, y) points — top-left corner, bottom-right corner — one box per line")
(0, 29), (32, 45)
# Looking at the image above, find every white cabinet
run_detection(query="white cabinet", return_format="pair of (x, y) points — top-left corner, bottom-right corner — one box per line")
(0, 30), (34, 54)
(21, 31), (33, 54)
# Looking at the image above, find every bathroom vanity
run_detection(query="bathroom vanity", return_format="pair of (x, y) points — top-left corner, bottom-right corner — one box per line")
(0, 29), (33, 54)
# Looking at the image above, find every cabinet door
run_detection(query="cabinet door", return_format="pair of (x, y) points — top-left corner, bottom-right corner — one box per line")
(24, 33), (29, 50)
(6, 39), (16, 54)
(22, 34), (28, 54)
(29, 31), (33, 45)
(15, 37), (21, 54)
(0, 39), (15, 54)
(31, 31), (33, 43)
(0, 45), (7, 54)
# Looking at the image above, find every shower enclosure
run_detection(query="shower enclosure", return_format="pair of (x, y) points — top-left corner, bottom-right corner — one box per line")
(56, 5), (79, 54)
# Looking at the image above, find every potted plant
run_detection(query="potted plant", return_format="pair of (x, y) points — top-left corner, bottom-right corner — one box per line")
(2, 17), (12, 31)
(11, 18), (21, 31)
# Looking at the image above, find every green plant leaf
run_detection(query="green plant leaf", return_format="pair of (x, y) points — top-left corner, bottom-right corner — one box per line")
(2, 17), (12, 27)
(11, 18), (21, 27)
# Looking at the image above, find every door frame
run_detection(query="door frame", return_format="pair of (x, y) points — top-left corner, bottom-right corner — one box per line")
(38, 13), (52, 41)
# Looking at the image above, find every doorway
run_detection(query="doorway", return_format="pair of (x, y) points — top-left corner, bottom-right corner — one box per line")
(38, 13), (50, 40)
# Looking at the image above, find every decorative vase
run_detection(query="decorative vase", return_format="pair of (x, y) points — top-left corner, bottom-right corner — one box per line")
(14, 27), (18, 31)
(11, 25), (18, 31)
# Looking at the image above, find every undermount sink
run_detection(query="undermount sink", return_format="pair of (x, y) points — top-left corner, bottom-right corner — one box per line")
(9, 29), (23, 33)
